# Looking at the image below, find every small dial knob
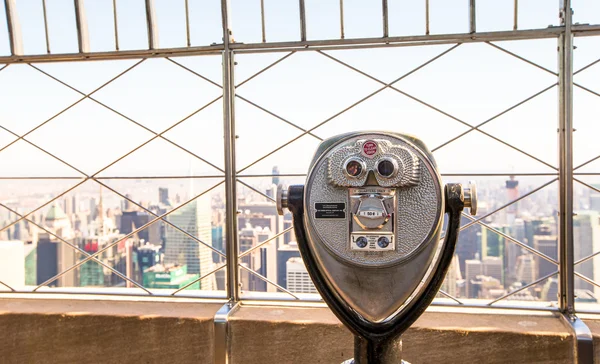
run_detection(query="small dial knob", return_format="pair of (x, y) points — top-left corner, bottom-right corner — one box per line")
(463, 181), (478, 216)
(356, 236), (368, 248)
(276, 184), (288, 216)
(377, 236), (390, 248)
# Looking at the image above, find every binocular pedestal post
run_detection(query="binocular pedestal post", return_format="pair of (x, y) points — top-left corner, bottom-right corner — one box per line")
(286, 183), (468, 364)
(353, 335), (404, 364)
(277, 133), (477, 364)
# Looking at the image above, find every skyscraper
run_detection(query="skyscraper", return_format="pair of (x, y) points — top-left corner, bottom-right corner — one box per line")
(516, 254), (536, 284)
(277, 241), (301, 289)
(465, 259), (482, 298)
(482, 256), (503, 284)
(506, 218), (526, 285)
(524, 218), (545, 247)
(138, 243), (161, 274)
(441, 254), (462, 298)
(238, 203), (284, 292)
(272, 166), (280, 186)
(211, 224), (224, 264)
(71, 194), (79, 215)
(590, 184), (600, 211)
(118, 211), (151, 243)
(159, 187), (170, 206)
(286, 257), (317, 294)
(0, 241), (25, 290)
(573, 211), (600, 295)
(455, 216), (482, 277)
(121, 194), (133, 212)
(541, 278), (558, 302)
(45, 204), (72, 237)
(37, 204), (77, 287)
(469, 275), (504, 300)
(89, 198), (98, 222)
(506, 176), (519, 225)
(164, 198), (214, 290)
(238, 224), (267, 291)
(533, 234), (558, 278)
(63, 197), (73, 219)
(78, 237), (104, 287)
(481, 225), (506, 259)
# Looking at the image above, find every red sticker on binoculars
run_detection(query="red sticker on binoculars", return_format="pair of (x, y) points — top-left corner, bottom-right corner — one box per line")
(362, 141), (377, 158)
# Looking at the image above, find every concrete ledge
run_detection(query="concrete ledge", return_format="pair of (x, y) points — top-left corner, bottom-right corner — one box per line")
(231, 306), (574, 364)
(582, 318), (600, 363)
(0, 296), (597, 364)
(230, 305), (353, 364)
(0, 296), (223, 364)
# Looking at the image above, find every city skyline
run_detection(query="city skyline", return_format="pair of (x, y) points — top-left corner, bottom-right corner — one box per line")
(0, 1), (600, 310)
(2, 170), (599, 305)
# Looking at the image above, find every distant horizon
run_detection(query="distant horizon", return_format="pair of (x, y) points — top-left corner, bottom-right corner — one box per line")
(0, 1), (600, 305)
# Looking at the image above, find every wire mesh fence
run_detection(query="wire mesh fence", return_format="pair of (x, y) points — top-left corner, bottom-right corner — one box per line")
(0, 0), (600, 313)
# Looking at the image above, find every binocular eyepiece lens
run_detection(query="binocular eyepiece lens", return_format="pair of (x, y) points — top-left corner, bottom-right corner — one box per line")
(345, 160), (363, 178)
(377, 159), (396, 178)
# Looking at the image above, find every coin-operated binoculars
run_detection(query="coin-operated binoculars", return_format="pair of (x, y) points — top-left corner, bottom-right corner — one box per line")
(276, 132), (477, 364)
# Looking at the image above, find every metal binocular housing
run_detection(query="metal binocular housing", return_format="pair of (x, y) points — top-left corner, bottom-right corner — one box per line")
(277, 131), (477, 364)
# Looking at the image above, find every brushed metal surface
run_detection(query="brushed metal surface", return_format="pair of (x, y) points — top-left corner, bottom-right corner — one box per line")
(303, 132), (444, 322)
(306, 133), (442, 266)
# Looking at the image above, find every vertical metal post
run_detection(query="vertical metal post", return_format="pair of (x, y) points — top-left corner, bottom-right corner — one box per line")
(469, 0), (476, 34)
(559, 1), (597, 360)
(185, 0), (191, 47)
(41, 0), (50, 53)
(214, 302), (240, 364)
(73, 0), (90, 53)
(112, 0), (119, 50)
(221, 0), (240, 303)
(299, 0), (307, 41)
(3, 0), (23, 56)
(561, 314), (594, 364)
(339, 0), (345, 39)
(382, 0), (389, 38)
(513, 0), (518, 30)
(425, 0), (430, 35)
(145, 0), (159, 50)
(558, 0), (575, 315)
(260, 0), (266, 43)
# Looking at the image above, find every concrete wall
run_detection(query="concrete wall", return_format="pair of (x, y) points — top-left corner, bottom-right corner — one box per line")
(0, 297), (221, 364)
(0, 295), (598, 363)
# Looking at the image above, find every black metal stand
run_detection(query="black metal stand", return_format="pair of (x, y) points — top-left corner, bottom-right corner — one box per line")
(287, 183), (465, 364)
(353, 335), (403, 364)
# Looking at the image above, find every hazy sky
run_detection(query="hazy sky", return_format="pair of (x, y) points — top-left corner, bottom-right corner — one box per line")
(0, 0), (599, 187)
(2, 1), (600, 295)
